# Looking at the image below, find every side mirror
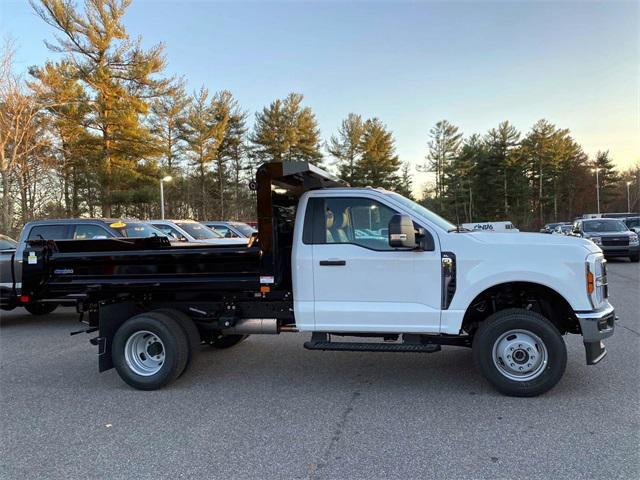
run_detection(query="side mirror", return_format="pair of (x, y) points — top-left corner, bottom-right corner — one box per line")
(388, 214), (416, 249)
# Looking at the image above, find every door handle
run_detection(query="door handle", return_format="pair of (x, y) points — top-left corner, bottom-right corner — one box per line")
(319, 260), (346, 266)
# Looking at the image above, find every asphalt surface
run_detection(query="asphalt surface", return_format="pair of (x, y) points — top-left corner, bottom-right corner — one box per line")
(1, 260), (639, 480)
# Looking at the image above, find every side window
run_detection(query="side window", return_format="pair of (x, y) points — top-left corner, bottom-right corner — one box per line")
(27, 225), (69, 240)
(73, 224), (111, 240)
(153, 224), (184, 240)
(212, 225), (234, 238)
(323, 197), (398, 250)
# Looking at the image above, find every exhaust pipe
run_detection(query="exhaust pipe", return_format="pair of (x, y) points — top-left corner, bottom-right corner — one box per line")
(221, 318), (278, 335)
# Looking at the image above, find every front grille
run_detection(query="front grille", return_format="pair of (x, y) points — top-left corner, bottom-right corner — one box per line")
(602, 237), (629, 246)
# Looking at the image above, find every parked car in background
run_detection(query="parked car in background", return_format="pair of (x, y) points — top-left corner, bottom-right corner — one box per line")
(201, 220), (257, 238)
(0, 235), (18, 308)
(552, 224), (573, 235)
(461, 221), (519, 232)
(582, 212), (639, 219)
(14, 218), (166, 242)
(0, 234), (17, 250)
(149, 220), (247, 245)
(540, 222), (571, 234)
(623, 216), (640, 234)
(570, 218), (639, 262)
(0, 219), (168, 314)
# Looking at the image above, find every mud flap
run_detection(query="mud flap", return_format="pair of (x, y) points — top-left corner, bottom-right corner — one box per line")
(584, 341), (607, 365)
(97, 301), (140, 372)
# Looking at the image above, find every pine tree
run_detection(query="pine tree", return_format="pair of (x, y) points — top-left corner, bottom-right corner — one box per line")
(30, 60), (94, 217)
(520, 120), (558, 225)
(32, 0), (172, 216)
(250, 93), (322, 165)
(212, 90), (247, 219)
(327, 113), (364, 184)
(447, 134), (483, 223)
(181, 87), (228, 219)
(593, 151), (620, 212)
(396, 162), (414, 199)
(353, 118), (401, 190)
(423, 120), (462, 213)
(484, 121), (520, 217)
(149, 81), (190, 172)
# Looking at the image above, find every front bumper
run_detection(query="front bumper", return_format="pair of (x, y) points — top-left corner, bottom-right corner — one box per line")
(575, 303), (615, 365)
(600, 244), (639, 257)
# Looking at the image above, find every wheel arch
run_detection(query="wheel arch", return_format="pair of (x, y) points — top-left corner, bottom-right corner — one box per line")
(461, 281), (579, 335)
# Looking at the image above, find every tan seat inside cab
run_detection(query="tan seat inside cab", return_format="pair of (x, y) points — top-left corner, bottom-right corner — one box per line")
(326, 208), (351, 243)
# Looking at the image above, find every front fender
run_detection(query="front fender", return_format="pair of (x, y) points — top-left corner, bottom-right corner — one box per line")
(449, 250), (592, 314)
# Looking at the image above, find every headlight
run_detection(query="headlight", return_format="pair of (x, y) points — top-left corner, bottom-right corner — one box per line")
(630, 234), (639, 245)
(586, 254), (608, 308)
(589, 236), (602, 245)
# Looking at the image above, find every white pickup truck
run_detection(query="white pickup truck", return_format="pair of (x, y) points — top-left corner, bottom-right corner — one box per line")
(22, 162), (615, 397)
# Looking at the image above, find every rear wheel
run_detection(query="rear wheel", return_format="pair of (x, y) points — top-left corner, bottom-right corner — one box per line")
(112, 312), (189, 390)
(149, 309), (200, 370)
(473, 308), (567, 397)
(24, 302), (58, 316)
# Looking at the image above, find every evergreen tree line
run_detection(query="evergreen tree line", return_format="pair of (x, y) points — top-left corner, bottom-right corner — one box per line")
(421, 120), (639, 228)
(1, 0), (637, 236)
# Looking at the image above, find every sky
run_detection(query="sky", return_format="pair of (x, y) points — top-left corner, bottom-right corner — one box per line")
(1, 0), (638, 190)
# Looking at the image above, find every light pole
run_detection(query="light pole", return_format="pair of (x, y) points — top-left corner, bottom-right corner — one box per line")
(591, 167), (600, 214)
(627, 181), (633, 213)
(160, 175), (172, 219)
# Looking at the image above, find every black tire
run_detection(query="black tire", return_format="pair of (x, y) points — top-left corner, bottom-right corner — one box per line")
(204, 332), (249, 349)
(629, 255), (639, 263)
(112, 312), (189, 390)
(24, 302), (58, 316)
(473, 308), (567, 397)
(150, 308), (200, 370)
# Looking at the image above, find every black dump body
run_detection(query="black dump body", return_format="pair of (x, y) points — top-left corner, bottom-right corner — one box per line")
(21, 236), (260, 301)
(20, 161), (345, 305)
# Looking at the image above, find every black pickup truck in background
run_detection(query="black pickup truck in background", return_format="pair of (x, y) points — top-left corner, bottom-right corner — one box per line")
(0, 219), (167, 314)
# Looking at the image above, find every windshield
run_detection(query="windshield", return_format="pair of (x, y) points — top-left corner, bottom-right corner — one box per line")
(177, 222), (220, 240)
(111, 222), (166, 238)
(386, 192), (456, 231)
(232, 222), (257, 237)
(583, 220), (629, 233)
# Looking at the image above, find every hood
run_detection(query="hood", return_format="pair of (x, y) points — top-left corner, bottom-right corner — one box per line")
(466, 231), (600, 253)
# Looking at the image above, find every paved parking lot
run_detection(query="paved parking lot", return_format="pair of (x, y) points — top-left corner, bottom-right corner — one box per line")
(1, 259), (639, 479)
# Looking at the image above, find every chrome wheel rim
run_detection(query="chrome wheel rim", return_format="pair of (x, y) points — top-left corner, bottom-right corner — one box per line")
(492, 329), (548, 381)
(124, 330), (165, 376)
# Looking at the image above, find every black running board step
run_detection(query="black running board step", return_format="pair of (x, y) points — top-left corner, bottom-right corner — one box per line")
(304, 341), (441, 353)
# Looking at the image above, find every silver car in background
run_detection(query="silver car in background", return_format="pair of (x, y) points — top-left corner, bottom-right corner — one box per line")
(148, 220), (248, 245)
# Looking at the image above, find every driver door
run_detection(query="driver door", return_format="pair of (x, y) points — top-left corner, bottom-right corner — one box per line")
(310, 195), (442, 334)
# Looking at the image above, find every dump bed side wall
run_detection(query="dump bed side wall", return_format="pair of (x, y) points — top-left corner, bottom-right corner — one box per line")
(21, 240), (261, 300)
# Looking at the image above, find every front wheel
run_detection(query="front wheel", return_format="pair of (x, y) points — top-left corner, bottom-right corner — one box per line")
(473, 308), (567, 397)
(629, 254), (639, 263)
